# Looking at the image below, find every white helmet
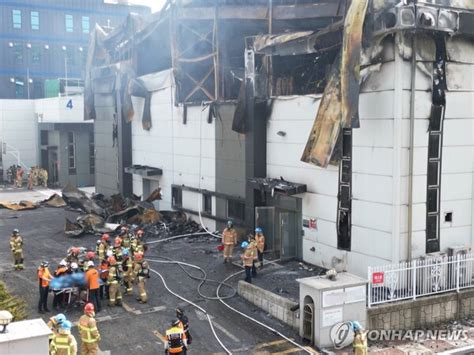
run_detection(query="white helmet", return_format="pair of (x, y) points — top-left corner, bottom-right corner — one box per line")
(87, 261), (94, 268)
(59, 259), (68, 267)
(106, 249), (113, 257)
(70, 262), (78, 270)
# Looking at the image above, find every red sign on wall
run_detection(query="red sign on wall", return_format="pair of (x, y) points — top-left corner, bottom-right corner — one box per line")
(372, 272), (384, 285)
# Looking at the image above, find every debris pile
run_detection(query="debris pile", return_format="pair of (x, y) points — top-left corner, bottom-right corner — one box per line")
(61, 185), (206, 241)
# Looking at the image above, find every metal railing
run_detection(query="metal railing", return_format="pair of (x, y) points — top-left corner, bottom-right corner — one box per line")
(368, 254), (474, 307)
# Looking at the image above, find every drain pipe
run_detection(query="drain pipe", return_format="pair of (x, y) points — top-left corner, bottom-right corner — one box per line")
(407, 35), (417, 261)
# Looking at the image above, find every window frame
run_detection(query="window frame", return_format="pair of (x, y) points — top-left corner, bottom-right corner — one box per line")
(203, 193), (212, 214)
(13, 42), (23, 64)
(89, 132), (95, 174)
(14, 77), (25, 99)
(82, 16), (90, 34)
(67, 132), (76, 174)
(30, 11), (39, 30)
(172, 187), (183, 208)
(12, 9), (22, 29)
(65, 14), (74, 33)
(31, 43), (42, 65)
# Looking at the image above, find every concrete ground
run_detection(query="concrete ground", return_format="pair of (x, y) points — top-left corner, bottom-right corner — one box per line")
(0, 187), (314, 355)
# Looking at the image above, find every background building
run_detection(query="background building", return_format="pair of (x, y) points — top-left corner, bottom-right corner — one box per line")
(0, 0), (149, 99)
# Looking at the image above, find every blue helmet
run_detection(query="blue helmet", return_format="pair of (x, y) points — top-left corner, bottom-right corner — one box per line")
(255, 227), (263, 233)
(55, 313), (66, 324)
(61, 320), (72, 331)
(122, 248), (129, 257)
(350, 321), (362, 332)
(241, 241), (249, 248)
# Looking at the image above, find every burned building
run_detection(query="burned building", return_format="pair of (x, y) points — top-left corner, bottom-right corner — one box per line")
(86, 0), (474, 277)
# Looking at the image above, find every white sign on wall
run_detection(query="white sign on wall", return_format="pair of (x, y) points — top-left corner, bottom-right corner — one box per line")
(344, 286), (366, 304)
(322, 289), (345, 308)
(322, 307), (343, 327)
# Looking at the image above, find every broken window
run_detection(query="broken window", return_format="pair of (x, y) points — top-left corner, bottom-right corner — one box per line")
(172, 187), (182, 208)
(89, 132), (95, 175)
(203, 194), (212, 214)
(227, 200), (245, 222)
(337, 129), (352, 251)
(426, 35), (447, 254)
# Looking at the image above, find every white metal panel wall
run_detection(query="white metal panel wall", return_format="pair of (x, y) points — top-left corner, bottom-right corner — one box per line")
(130, 72), (216, 230)
(0, 99), (38, 178)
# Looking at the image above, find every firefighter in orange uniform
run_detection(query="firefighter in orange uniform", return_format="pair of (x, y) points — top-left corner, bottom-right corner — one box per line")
(78, 303), (101, 355)
(222, 221), (237, 263)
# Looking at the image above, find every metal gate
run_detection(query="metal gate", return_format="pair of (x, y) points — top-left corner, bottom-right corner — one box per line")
(303, 303), (314, 344)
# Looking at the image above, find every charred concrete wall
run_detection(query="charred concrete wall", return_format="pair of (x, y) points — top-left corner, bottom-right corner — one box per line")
(94, 93), (119, 197)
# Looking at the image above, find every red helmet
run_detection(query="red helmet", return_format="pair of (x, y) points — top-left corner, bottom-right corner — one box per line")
(71, 247), (80, 255)
(107, 256), (116, 265)
(84, 303), (95, 314)
(101, 233), (110, 241)
(114, 237), (122, 247)
(134, 252), (143, 261)
(137, 230), (144, 237)
(86, 251), (95, 260)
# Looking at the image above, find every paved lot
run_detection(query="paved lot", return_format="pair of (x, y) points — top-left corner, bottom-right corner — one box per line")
(0, 187), (313, 355)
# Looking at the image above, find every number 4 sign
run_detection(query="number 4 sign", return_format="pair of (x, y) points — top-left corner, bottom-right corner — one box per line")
(66, 99), (73, 109)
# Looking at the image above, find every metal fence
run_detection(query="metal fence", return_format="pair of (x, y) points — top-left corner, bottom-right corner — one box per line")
(368, 254), (474, 307)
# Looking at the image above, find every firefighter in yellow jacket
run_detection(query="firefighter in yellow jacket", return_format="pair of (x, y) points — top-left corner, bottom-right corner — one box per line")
(78, 303), (101, 355)
(351, 321), (367, 355)
(240, 241), (255, 283)
(50, 320), (77, 355)
(106, 256), (122, 307)
(133, 252), (149, 303)
(222, 220), (237, 263)
(9, 228), (24, 270)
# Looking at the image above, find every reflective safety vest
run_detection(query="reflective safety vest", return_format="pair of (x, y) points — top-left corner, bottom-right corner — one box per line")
(78, 314), (100, 344)
(51, 332), (76, 355)
(165, 326), (185, 353)
(353, 332), (368, 355)
(10, 235), (23, 253)
(107, 265), (120, 284)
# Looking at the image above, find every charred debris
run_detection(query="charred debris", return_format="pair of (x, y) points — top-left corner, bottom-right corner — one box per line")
(62, 184), (206, 239)
(85, 0), (474, 170)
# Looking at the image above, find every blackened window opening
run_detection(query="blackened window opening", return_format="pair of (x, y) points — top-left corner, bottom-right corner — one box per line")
(426, 35), (447, 254)
(337, 129), (352, 251)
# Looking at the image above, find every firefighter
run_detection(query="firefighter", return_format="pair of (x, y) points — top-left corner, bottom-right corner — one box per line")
(78, 303), (101, 355)
(15, 166), (24, 187)
(99, 259), (109, 300)
(240, 242), (255, 283)
(53, 260), (69, 310)
(97, 234), (110, 262)
(66, 247), (80, 264)
(39, 168), (48, 187)
(85, 261), (101, 313)
(50, 320), (77, 355)
(351, 321), (367, 355)
(176, 308), (192, 346)
(9, 228), (24, 270)
(133, 252), (149, 303)
(47, 313), (67, 342)
(113, 237), (123, 262)
(27, 168), (34, 190)
(222, 220), (237, 263)
(255, 227), (265, 268)
(122, 249), (134, 295)
(247, 235), (258, 278)
(164, 319), (188, 354)
(107, 256), (122, 307)
(37, 261), (52, 313)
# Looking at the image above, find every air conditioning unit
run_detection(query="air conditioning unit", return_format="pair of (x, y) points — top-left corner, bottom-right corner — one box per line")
(448, 246), (473, 288)
(417, 252), (449, 294)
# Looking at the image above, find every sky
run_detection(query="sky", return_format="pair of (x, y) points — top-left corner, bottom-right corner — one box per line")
(128, 0), (167, 13)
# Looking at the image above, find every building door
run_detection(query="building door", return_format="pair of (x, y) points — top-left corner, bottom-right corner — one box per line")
(48, 151), (58, 184)
(280, 211), (297, 261)
(255, 206), (276, 256)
